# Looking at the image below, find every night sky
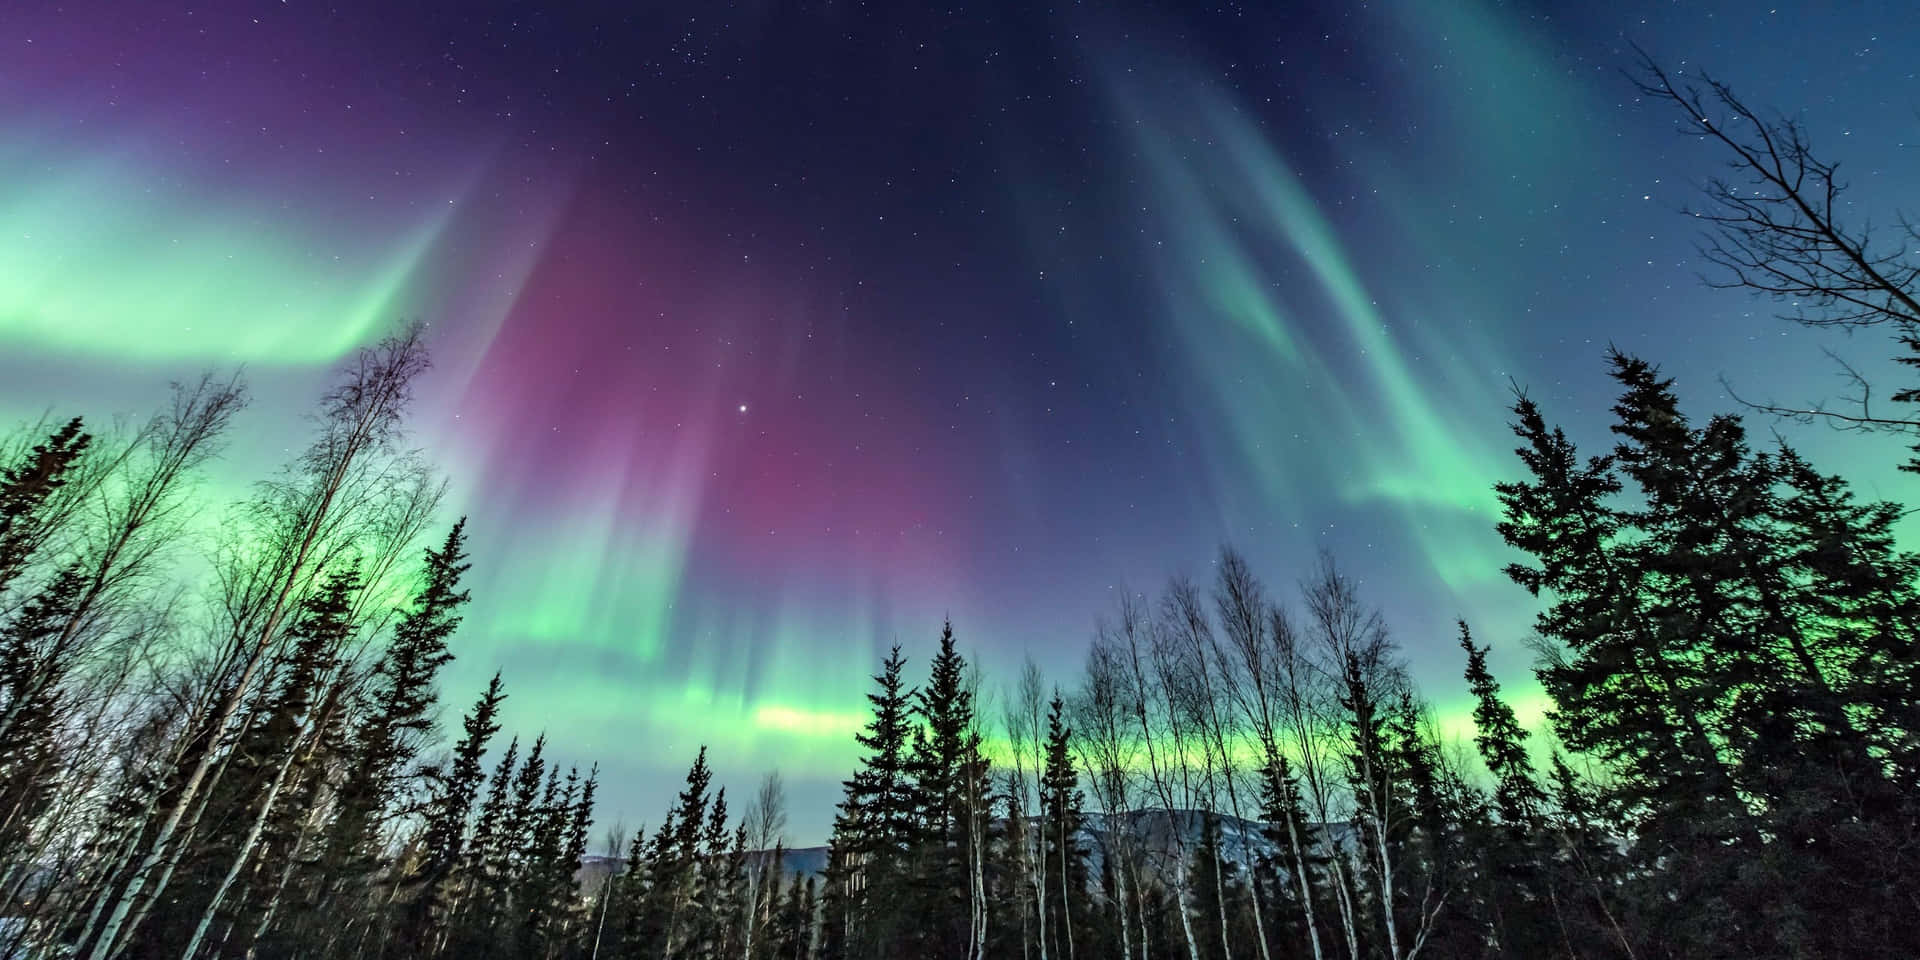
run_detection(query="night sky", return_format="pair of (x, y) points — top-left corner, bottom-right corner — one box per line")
(4, 0), (1916, 843)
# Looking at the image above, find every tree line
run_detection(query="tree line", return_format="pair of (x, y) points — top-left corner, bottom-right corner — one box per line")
(1, 58), (1917, 960)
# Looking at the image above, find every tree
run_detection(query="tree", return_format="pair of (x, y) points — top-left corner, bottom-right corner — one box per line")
(742, 771), (790, 960)
(82, 325), (433, 960)
(1038, 694), (1087, 960)
(1269, 589), (1361, 960)
(1165, 573), (1276, 960)
(448, 733), (521, 954)
(771, 875), (817, 960)
(654, 746), (715, 957)
(0, 567), (87, 865)
(1457, 624), (1544, 828)
(400, 673), (506, 957)
(1103, 590), (1202, 960)
(1306, 555), (1447, 960)
(1634, 54), (1920, 469)
(1186, 812), (1249, 960)
(324, 520), (472, 893)
(909, 621), (986, 959)
(1500, 352), (1920, 957)
(0, 417), (91, 598)
(1455, 623), (1557, 957)
(1003, 656), (1047, 960)
(169, 565), (363, 960)
(1070, 637), (1143, 960)
(825, 647), (918, 959)
(0, 377), (243, 770)
(1252, 748), (1324, 959)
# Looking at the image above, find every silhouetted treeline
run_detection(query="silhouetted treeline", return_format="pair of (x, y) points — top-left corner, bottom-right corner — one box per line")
(7, 325), (1920, 960)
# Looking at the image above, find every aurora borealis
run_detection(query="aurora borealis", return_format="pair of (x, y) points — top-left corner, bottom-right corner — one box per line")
(4, 0), (1917, 842)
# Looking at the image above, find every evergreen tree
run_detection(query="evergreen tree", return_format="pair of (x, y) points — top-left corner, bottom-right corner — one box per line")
(1496, 378), (1754, 955)
(1457, 624), (1544, 827)
(0, 418), (90, 597)
(1038, 694), (1087, 960)
(604, 823), (652, 956)
(694, 785), (735, 955)
(449, 733), (521, 954)
(771, 875), (817, 960)
(1456, 622), (1556, 957)
(908, 621), (986, 959)
(325, 520), (472, 897)
(1336, 651), (1394, 937)
(1499, 353), (1920, 958)
(1543, 753), (1638, 960)
(0, 566), (86, 865)
(1188, 811), (1259, 960)
(134, 565), (360, 960)
(556, 766), (597, 953)
(1253, 749), (1323, 958)
(641, 747), (715, 958)
(399, 673), (506, 958)
(825, 646), (918, 959)
(511, 763), (567, 955)
(1383, 691), (1459, 957)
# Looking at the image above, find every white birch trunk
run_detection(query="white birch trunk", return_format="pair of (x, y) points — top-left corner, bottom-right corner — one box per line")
(1280, 800), (1324, 960)
(87, 330), (417, 960)
(179, 700), (323, 960)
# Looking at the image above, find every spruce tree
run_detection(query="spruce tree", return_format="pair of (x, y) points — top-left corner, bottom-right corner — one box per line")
(133, 566), (360, 959)
(643, 747), (715, 957)
(1496, 378), (1753, 954)
(449, 734), (520, 954)
(1186, 812), (1241, 960)
(908, 621), (984, 959)
(1499, 353), (1920, 958)
(556, 766), (597, 953)
(1038, 694), (1087, 960)
(400, 673), (505, 958)
(1336, 651), (1394, 936)
(0, 418), (90, 598)
(1544, 753), (1637, 960)
(0, 566), (86, 865)
(825, 646), (917, 958)
(326, 520), (472, 895)
(604, 823), (651, 955)
(1456, 622), (1556, 957)
(1457, 623), (1545, 827)
(1254, 748), (1323, 956)
(695, 785), (735, 953)
(772, 875), (816, 960)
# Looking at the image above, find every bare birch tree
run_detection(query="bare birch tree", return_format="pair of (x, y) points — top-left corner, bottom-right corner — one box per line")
(1105, 591), (1202, 960)
(1303, 555), (1446, 960)
(82, 325), (433, 960)
(1005, 656), (1049, 960)
(1073, 638), (1142, 960)
(1213, 549), (1326, 960)
(742, 770), (788, 960)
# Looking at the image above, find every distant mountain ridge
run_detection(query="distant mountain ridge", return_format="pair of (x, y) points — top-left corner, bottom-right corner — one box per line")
(575, 809), (1352, 889)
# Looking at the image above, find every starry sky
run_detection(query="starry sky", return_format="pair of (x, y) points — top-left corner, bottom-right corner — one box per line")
(4, 0), (1917, 843)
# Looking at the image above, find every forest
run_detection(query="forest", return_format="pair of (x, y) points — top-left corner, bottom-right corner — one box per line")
(1, 59), (1917, 960)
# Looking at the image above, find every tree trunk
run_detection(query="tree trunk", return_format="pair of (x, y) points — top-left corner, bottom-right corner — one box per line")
(179, 707), (317, 960)
(1057, 804), (1073, 960)
(1280, 800), (1324, 960)
(87, 328), (421, 960)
